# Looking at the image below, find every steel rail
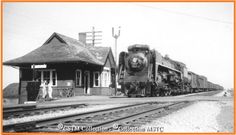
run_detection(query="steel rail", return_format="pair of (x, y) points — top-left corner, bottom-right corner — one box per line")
(78, 101), (190, 132)
(3, 103), (87, 119)
(33, 101), (190, 132)
(3, 104), (36, 111)
(3, 102), (152, 132)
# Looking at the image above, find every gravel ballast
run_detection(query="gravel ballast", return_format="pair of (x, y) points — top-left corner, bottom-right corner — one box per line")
(141, 98), (233, 132)
(4, 104), (125, 125)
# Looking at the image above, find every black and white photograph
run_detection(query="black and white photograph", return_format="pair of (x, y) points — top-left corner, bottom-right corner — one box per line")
(2, 2), (234, 133)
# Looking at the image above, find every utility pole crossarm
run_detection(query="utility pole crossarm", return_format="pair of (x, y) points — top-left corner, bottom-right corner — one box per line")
(80, 27), (102, 46)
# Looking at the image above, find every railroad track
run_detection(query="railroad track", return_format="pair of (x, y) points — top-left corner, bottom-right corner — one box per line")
(186, 90), (222, 97)
(3, 103), (87, 120)
(4, 104), (36, 112)
(4, 101), (192, 132)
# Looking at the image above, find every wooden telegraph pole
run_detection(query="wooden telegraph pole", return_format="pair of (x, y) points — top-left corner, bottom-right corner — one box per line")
(112, 26), (121, 96)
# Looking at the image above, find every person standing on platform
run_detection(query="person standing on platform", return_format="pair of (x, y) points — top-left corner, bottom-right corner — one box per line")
(41, 80), (47, 99)
(48, 81), (53, 99)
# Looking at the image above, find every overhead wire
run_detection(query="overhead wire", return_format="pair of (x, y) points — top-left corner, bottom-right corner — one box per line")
(134, 4), (233, 25)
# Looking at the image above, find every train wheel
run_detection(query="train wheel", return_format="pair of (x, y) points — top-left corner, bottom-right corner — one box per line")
(164, 91), (168, 96)
(124, 88), (129, 97)
(120, 84), (125, 95)
(165, 91), (168, 96)
(145, 84), (152, 97)
(159, 90), (164, 96)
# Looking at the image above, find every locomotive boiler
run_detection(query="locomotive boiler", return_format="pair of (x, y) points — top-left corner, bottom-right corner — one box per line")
(118, 44), (223, 97)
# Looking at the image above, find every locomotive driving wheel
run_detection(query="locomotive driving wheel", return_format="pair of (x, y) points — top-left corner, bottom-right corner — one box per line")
(164, 91), (169, 96)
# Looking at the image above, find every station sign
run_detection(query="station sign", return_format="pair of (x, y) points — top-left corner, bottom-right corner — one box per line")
(31, 64), (47, 69)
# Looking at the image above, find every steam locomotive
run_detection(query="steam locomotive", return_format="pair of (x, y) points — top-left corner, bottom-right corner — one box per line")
(118, 44), (223, 97)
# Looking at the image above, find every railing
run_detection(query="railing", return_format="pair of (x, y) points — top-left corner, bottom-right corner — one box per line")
(54, 87), (74, 98)
(36, 86), (74, 100)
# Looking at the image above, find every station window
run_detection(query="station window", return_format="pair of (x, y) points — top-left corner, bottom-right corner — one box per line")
(52, 71), (57, 86)
(93, 72), (100, 87)
(36, 70), (57, 86)
(75, 70), (82, 86)
(101, 69), (110, 87)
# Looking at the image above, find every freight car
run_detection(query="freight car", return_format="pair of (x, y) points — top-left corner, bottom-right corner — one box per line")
(118, 44), (223, 97)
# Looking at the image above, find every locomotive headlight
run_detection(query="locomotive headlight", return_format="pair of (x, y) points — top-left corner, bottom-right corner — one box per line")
(132, 57), (138, 63)
(131, 57), (142, 67)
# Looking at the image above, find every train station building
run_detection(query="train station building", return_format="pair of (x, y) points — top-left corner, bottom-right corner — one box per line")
(4, 32), (116, 103)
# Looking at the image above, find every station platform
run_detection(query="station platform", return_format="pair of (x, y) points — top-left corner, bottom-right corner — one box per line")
(4, 90), (228, 108)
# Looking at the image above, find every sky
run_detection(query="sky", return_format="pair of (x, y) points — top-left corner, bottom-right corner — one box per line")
(3, 2), (234, 89)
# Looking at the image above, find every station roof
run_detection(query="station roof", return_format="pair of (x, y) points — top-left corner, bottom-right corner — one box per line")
(4, 32), (113, 67)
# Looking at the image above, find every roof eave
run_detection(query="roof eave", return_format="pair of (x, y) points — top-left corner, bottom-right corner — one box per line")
(3, 60), (103, 67)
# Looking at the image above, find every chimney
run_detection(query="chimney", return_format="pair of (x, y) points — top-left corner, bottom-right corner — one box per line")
(79, 32), (87, 45)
